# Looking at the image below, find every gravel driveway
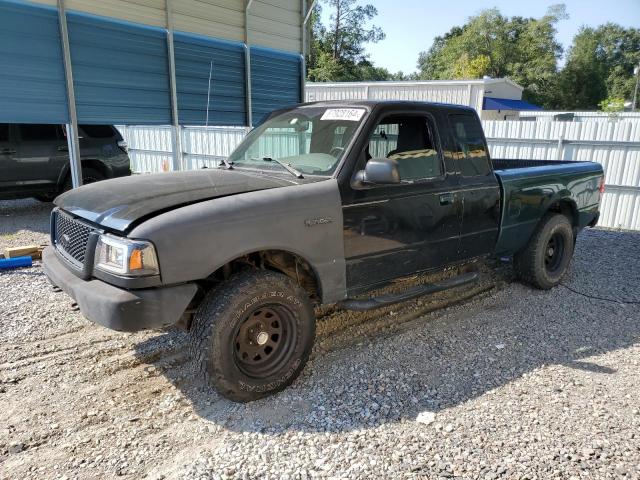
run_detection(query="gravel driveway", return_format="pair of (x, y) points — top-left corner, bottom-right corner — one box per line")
(1, 199), (639, 479)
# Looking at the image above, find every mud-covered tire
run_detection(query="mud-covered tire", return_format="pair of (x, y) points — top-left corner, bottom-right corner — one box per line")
(514, 213), (574, 290)
(188, 270), (315, 402)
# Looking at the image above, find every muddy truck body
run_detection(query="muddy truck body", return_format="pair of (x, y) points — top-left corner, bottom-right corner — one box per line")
(44, 101), (604, 401)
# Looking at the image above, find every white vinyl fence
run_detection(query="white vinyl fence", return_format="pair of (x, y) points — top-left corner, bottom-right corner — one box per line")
(119, 118), (640, 231)
(484, 120), (640, 230)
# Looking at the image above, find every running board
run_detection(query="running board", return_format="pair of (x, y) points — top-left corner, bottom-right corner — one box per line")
(338, 272), (479, 312)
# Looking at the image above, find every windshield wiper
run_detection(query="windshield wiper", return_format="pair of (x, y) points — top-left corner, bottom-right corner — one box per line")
(251, 157), (304, 179)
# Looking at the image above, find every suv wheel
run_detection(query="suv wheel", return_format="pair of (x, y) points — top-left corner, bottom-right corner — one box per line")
(189, 270), (316, 402)
(62, 167), (105, 192)
(514, 213), (574, 289)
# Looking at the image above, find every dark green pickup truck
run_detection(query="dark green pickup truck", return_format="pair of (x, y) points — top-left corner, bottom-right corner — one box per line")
(44, 101), (604, 401)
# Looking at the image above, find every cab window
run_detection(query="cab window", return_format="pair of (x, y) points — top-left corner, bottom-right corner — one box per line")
(19, 124), (59, 142)
(449, 113), (491, 176)
(367, 115), (442, 181)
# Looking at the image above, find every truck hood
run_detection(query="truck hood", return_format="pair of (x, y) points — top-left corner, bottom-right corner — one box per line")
(55, 168), (295, 231)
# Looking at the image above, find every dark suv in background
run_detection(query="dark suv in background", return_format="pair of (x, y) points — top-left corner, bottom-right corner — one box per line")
(0, 124), (131, 201)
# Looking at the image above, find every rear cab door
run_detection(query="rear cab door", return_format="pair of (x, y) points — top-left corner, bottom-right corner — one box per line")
(339, 105), (464, 294)
(447, 111), (501, 259)
(0, 124), (20, 195)
(15, 124), (67, 191)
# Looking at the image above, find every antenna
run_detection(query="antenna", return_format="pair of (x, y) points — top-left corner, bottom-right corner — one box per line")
(206, 60), (214, 126)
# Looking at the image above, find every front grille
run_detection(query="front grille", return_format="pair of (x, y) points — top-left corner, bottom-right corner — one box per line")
(54, 211), (94, 267)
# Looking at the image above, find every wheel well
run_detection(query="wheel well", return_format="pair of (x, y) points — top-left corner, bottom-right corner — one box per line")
(205, 250), (321, 302)
(59, 159), (109, 189)
(80, 159), (109, 178)
(547, 199), (578, 227)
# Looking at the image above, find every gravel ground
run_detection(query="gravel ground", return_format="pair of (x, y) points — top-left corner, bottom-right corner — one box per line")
(1, 199), (639, 480)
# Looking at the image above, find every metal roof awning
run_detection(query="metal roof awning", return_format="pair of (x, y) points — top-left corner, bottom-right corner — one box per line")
(483, 96), (542, 111)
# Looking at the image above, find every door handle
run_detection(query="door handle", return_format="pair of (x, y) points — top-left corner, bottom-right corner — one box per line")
(439, 192), (454, 205)
(1, 148), (16, 154)
(57, 145), (68, 152)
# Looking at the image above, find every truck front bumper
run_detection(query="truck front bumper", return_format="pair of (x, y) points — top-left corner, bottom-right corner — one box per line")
(42, 246), (197, 332)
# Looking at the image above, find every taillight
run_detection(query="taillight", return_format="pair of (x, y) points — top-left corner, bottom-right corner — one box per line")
(117, 139), (128, 153)
(599, 176), (605, 194)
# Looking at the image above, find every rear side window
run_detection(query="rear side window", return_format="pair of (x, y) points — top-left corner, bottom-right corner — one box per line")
(0, 124), (8, 142)
(80, 125), (116, 139)
(19, 124), (59, 141)
(449, 113), (491, 176)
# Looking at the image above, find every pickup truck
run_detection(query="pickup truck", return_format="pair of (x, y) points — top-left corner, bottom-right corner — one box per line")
(43, 101), (604, 402)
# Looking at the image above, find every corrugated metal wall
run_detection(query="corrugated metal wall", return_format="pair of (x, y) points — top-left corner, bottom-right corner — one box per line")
(174, 32), (246, 126)
(2, 0), (305, 126)
(251, 46), (302, 124)
(484, 120), (640, 231)
(0, 0), (69, 124)
(68, 11), (171, 124)
(30, 0), (303, 53)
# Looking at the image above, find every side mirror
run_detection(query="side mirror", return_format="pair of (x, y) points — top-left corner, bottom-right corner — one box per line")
(352, 157), (401, 189)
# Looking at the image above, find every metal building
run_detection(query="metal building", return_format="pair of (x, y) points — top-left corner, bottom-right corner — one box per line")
(0, 0), (313, 179)
(305, 78), (541, 120)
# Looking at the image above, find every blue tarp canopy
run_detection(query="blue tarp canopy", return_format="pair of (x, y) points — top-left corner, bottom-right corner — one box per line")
(483, 96), (542, 111)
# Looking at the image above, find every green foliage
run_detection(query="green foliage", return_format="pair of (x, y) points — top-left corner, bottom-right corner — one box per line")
(416, 6), (567, 108)
(307, 1), (640, 110)
(307, 0), (391, 82)
(598, 97), (625, 113)
(559, 24), (640, 109)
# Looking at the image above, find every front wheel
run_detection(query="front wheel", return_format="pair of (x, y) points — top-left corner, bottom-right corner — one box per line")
(189, 270), (316, 402)
(514, 213), (574, 290)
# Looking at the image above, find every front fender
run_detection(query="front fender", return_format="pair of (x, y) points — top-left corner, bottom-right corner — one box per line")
(129, 179), (347, 304)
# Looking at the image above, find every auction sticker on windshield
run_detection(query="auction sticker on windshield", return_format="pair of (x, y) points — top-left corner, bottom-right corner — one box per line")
(320, 108), (366, 121)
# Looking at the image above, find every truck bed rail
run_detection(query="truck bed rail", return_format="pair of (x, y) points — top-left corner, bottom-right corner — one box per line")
(492, 158), (574, 170)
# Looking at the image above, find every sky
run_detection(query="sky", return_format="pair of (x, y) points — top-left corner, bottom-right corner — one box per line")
(321, 0), (640, 74)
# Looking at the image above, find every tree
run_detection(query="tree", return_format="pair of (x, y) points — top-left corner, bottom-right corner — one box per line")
(559, 24), (640, 109)
(416, 6), (567, 108)
(307, 0), (388, 82)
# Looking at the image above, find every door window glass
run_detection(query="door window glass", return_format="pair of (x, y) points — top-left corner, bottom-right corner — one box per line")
(0, 124), (8, 142)
(80, 125), (116, 138)
(19, 124), (59, 141)
(367, 115), (442, 181)
(449, 114), (491, 176)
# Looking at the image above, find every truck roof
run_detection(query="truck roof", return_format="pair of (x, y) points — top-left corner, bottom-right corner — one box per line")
(297, 99), (477, 114)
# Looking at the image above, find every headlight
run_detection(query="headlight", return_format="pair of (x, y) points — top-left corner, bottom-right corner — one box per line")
(94, 234), (159, 277)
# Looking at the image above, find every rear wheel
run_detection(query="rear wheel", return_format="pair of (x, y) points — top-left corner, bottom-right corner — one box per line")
(37, 167), (106, 202)
(514, 213), (574, 289)
(62, 167), (105, 192)
(189, 270), (315, 402)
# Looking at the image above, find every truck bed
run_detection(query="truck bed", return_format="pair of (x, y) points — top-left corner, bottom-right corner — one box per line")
(491, 158), (603, 255)
(491, 158), (575, 170)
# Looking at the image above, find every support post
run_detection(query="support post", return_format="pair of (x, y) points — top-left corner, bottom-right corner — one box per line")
(557, 135), (565, 160)
(301, 0), (317, 103)
(165, 0), (182, 171)
(632, 64), (639, 112)
(57, 0), (82, 188)
(244, 0), (254, 128)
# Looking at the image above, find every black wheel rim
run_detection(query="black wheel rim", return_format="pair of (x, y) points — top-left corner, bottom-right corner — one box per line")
(233, 304), (296, 378)
(544, 232), (565, 274)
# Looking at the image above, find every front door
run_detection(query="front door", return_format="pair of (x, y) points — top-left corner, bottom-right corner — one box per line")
(15, 124), (64, 193)
(341, 112), (462, 294)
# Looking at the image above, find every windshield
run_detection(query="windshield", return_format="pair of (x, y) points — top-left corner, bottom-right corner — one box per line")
(228, 106), (367, 176)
